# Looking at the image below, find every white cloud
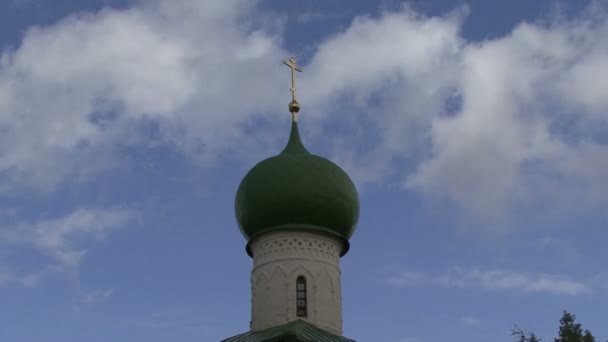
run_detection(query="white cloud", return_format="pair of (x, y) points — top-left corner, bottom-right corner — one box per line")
(0, 265), (14, 286)
(538, 236), (582, 264)
(19, 265), (63, 287)
(591, 272), (608, 290)
(0, 262), (62, 288)
(0, 0), (286, 192)
(300, 3), (608, 221)
(82, 288), (114, 305)
(386, 270), (426, 286)
(406, 12), (608, 219)
(462, 315), (480, 328)
(387, 267), (590, 296)
(0, 208), (134, 285)
(0, 208), (134, 267)
(301, 6), (464, 185)
(2, 1), (608, 223)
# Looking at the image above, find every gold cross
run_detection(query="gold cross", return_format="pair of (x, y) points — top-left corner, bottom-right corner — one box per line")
(283, 56), (302, 101)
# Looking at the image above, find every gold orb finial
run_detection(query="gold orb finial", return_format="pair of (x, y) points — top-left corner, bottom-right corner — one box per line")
(289, 99), (300, 113)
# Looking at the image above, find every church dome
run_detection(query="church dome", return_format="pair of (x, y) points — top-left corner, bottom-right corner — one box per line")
(235, 121), (360, 256)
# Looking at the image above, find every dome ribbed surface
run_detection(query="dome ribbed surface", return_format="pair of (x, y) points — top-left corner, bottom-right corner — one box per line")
(235, 122), (359, 256)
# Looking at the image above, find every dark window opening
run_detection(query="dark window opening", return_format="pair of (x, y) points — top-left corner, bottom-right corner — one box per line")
(296, 276), (307, 317)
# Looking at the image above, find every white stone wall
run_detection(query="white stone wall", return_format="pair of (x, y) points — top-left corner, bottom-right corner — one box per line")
(249, 230), (343, 335)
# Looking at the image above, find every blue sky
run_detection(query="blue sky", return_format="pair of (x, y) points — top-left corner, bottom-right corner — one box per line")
(0, 0), (607, 341)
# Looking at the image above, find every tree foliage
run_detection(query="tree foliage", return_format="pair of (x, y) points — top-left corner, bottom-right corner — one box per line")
(513, 311), (602, 342)
(512, 325), (543, 342)
(554, 311), (596, 342)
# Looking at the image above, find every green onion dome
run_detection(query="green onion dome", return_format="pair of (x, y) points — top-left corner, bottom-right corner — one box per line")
(235, 121), (360, 257)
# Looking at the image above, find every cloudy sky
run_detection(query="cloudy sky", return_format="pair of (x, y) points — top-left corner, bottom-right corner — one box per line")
(1, 0), (607, 341)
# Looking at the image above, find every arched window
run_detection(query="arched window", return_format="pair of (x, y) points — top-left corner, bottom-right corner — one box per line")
(296, 276), (307, 317)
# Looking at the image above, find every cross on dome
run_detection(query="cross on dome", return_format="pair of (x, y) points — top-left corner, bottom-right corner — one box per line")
(283, 56), (303, 120)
